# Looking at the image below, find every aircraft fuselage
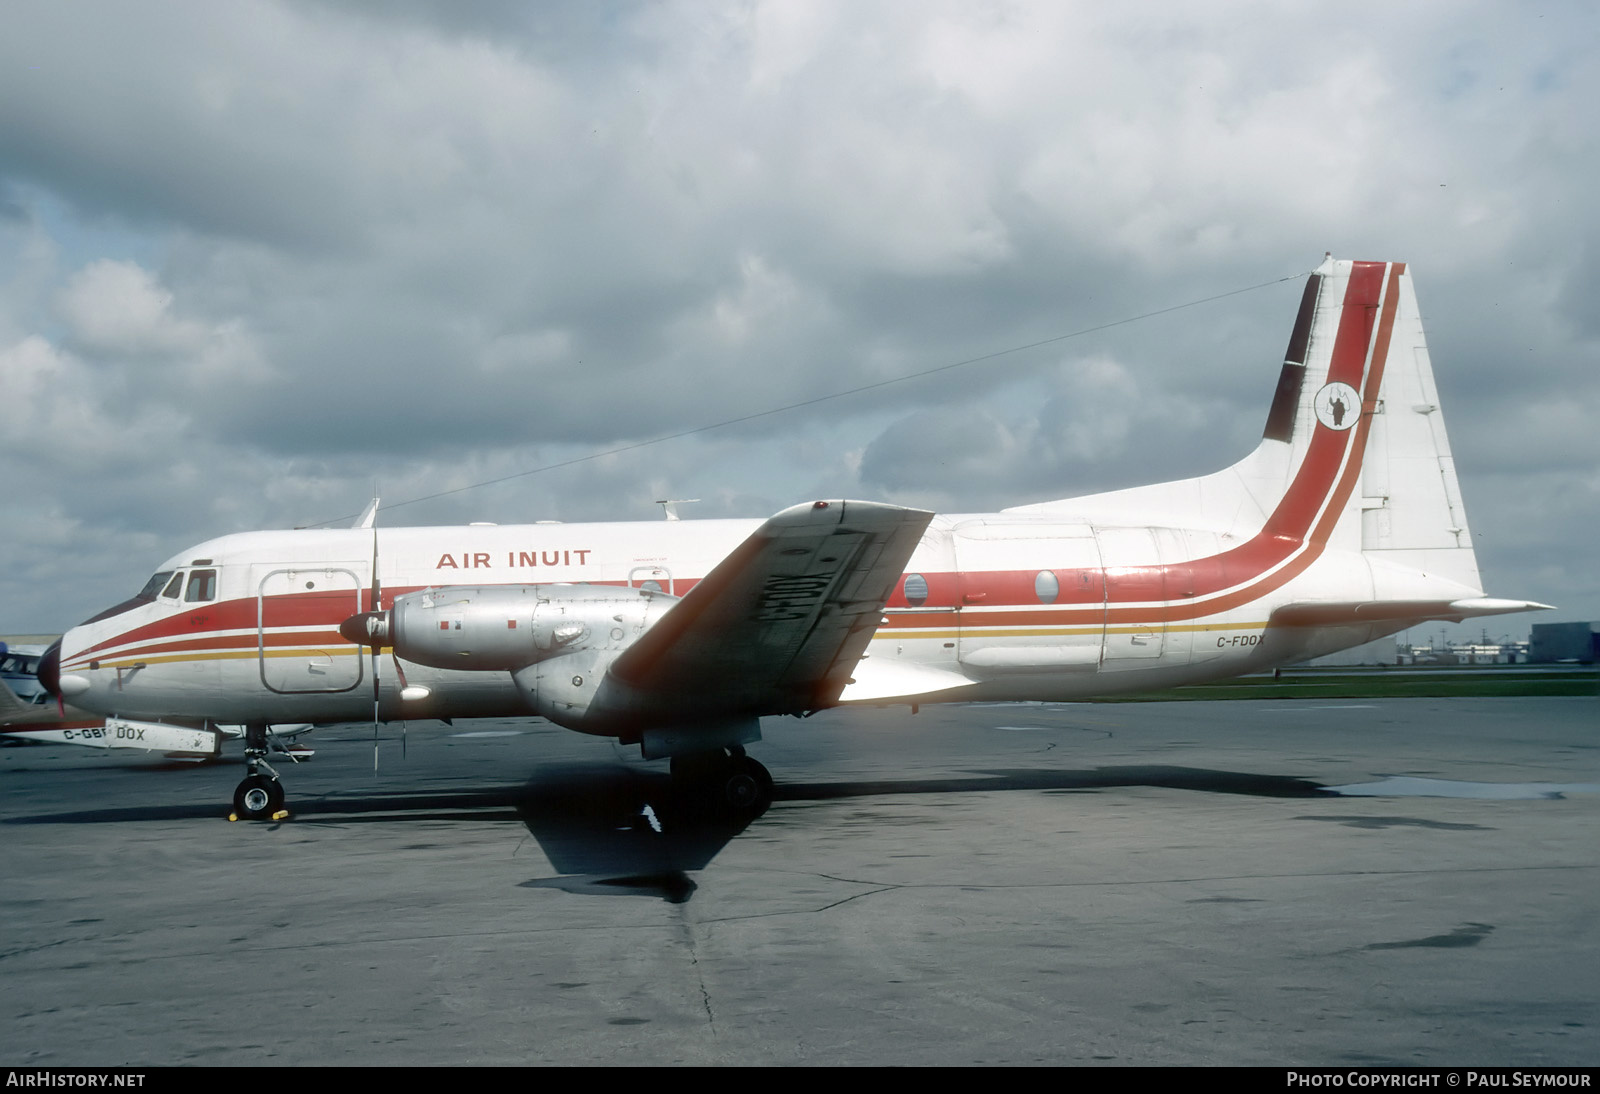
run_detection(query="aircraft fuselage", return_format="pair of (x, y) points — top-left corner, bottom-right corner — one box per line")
(51, 510), (1409, 730)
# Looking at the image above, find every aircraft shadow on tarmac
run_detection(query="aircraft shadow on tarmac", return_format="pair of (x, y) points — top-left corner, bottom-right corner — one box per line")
(4, 763), (1330, 903)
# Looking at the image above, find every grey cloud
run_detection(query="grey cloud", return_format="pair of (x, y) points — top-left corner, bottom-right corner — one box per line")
(1, 1), (1596, 632)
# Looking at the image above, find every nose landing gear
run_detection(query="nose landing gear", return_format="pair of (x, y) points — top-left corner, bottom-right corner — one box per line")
(230, 723), (289, 821)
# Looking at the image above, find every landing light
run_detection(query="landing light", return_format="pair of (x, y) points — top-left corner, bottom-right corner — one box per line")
(56, 674), (92, 697)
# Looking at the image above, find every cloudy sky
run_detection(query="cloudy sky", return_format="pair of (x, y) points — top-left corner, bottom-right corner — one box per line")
(1, 0), (1594, 640)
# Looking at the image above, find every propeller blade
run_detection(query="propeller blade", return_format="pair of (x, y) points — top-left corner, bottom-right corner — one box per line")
(369, 498), (382, 774)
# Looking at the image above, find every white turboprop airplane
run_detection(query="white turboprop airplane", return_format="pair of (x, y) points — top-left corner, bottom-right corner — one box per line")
(39, 257), (1549, 820)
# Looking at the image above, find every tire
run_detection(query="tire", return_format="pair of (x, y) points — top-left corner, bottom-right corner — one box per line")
(737, 756), (774, 797)
(233, 774), (284, 820)
(724, 756), (773, 817)
(669, 751), (773, 818)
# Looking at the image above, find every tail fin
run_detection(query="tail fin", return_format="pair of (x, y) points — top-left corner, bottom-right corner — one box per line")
(1004, 256), (1550, 625)
(1010, 258), (1474, 587)
(1251, 257), (1480, 591)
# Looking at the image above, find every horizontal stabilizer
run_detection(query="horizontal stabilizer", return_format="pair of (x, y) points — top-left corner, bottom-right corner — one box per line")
(1272, 598), (1554, 628)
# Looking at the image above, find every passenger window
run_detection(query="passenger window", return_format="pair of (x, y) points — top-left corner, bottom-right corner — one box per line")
(1035, 570), (1060, 604)
(161, 572), (186, 599)
(903, 573), (929, 607)
(185, 569), (217, 603)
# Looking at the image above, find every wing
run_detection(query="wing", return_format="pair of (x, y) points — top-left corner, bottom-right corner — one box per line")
(608, 499), (933, 718)
(0, 675), (44, 725)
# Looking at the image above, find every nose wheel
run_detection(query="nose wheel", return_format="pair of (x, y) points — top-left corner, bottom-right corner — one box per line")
(233, 774), (285, 820)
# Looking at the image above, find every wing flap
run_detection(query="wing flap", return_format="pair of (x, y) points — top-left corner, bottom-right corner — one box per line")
(609, 500), (933, 717)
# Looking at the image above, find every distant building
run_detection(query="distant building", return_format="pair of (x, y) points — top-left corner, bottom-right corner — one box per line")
(1395, 640), (1528, 666)
(1455, 643), (1514, 665)
(1529, 622), (1600, 664)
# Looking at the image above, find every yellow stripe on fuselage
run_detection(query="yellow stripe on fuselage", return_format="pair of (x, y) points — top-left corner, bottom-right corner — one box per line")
(83, 647), (364, 670)
(871, 620), (1270, 641)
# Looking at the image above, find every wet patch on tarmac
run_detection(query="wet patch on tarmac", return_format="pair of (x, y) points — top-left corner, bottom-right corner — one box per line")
(1364, 923), (1495, 950)
(1295, 815), (1492, 831)
(1186, 895), (1265, 903)
(790, 765), (1330, 801)
(1328, 776), (1600, 799)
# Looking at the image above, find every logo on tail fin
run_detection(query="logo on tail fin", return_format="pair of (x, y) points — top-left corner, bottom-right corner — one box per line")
(1314, 381), (1361, 431)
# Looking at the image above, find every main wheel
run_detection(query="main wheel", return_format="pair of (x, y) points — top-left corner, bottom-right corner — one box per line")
(670, 752), (774, 818)
(721, 756), (773, 816)
(233, 774), (284, 820)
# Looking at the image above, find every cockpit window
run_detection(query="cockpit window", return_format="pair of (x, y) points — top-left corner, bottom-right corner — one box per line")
(137, 571), (175, 600)
(184, 569), (217, 603)
(81, 569), (180, 624)
(161, 572), (186, 599)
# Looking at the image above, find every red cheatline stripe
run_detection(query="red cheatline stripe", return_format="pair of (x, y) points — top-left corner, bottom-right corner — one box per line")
(66, 577), (712, 666)
(84, 629), (355, 661)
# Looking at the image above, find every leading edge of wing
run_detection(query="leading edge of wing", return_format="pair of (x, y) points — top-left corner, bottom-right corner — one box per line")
(608, 500), (934, 717)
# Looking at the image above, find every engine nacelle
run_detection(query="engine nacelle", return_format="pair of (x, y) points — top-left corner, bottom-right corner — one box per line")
(383, 584), (675, 672)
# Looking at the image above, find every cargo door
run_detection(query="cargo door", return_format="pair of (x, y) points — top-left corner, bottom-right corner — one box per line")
(256, 565), (365, 693)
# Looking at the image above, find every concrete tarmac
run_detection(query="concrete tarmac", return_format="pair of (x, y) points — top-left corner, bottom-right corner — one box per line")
(2, 696), (1596, 1066)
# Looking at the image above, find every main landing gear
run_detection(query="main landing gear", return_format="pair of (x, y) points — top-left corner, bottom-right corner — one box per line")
(669, 746), (774, 818)
(230, 723), (288, 821)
